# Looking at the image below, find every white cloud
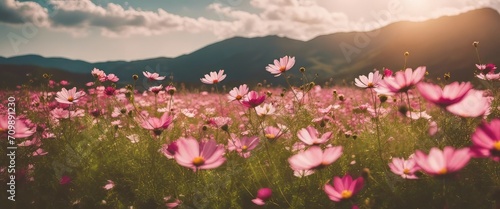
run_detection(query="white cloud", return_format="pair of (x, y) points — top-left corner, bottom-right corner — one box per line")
(0, 0), (498, 40)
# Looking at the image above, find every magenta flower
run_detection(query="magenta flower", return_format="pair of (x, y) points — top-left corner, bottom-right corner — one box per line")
(376, 67), (426, 94)
(266, 55), (295, 77)
(55, 87), (85, 104)
(106, 74), (119, 82)
(200, 69), (226, 84)
(60, 80), (70, 86)
(288, 146), (342, 171)
(174, 137), (226, 172)
(241, 91), (265, 108)
(149, 84), (164, 94)
(388, 157), (420, 179)
(470, 119), (500, 161)
(227, 134), (259, 158)
(143, 71), (166, 81)
(354, 71), (383, 88)
(323, 174), (364, 202)
(413, 146), (471, 177)
(297, 126), (332, 145)
(446, 89), (491, 117)
(476, 63), (497, 74)
(160, 141), (178, 159)
(103, 180), (115, 190)
(164, 196), (181, 209)
(252, 187), (272, 206)
(0, 116), (34, 138)
(60, 175), (71, 185)
(139, 112), (173, 135)
(383, 68), (393, 77)
(264, 126), (284, 140)
(417, 82), (472, 107)
(228, 84), (249, 102)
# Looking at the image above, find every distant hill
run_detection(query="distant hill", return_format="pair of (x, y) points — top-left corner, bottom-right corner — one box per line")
(0, 64), (89, 89)
(1, 7), (499, 89)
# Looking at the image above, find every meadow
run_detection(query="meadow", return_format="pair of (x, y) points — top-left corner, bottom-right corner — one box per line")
(1, 52), (499, 209)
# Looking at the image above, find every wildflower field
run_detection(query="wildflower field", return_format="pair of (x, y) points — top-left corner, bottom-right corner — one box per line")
(1, 51), (500, 209)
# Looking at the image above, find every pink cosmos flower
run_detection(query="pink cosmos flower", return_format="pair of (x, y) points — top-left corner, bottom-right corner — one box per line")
(476, 73), (500, 80)
(383, 68), (393, 77)
(200, 69), (226, 84)
(143, 71), (166, 81)
(139, 112), (173, 135)
(103, 180), (115, 190)
(476, 63), (497, 74)
(174, 137), (226, 172)
(354, 71), (383, 88)
(446, 89), (491, 117)
(160, 141), (178, 159)
(413, 146), (471, 177)
(227, 134), (259, 158)
(417, 82), (472, 107)
(376, 67), (426, 94)
(241, 91), (265, 108)
(0, 116), (35, 138)
(149, 85), (163, 94)
(252, 187), (272, 206)
(60, 175), (71, 185)
(428, 121), (439, 136)
(297, 126), (332, 145)
(255, 103), (276, 116)
(264, 126), (284, 140)
(323, 174), (364, 202)
(228, 84), (249, 102)
(164, 196), (181, 209)
(470, 119), (500, 161)
(389, 157), (420, 179)
(60, 80), (69, 86)
(266, 55), (295, 77)
(288, 146), (343, 171)
(106, 74), (119, 82)
(91, 68), (107, 82)
(55, 87), (85, 104)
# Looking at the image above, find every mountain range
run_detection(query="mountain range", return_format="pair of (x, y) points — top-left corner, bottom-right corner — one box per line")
(1, 7), (499, 89)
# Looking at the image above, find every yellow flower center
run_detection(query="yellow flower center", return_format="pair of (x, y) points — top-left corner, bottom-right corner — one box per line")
(367, 83), (374, 88)
(279, 66), (286, 72)
(241, 145), (248, 151)
(341, 190), (353, 199)
(67, 96), (74, 102)
(437, 168), (447, 175)
(192, 156), (205, 166)
(265, 134), (276, 140)
(493, 141), (500, 151)
(235, 95), (242, 100)
(403, 168), (410, 175)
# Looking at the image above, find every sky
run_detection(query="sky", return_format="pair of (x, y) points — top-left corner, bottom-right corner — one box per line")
(0, 0), (499, 62)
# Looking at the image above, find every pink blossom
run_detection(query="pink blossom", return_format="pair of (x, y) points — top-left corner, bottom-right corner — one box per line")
(174, 137), (226, 172)
(376, 67), (426, 94)
(428, 121), (439, 136)
(227, 134), (259, 158)
(297, 126), (332, 145)
(417, 82), (472, 107)
(0, 116), (35, 138)
(103, 180), (115, 190)
(55, 87), (85, 104)
(164, 196), (181, 208)
(264, 126), (284, 140)
(255, 103), (276, 116)
(241, 91), (265, 108)
(106, 74), (119, 82)
(91, 68), (107, 82)
(288, 146), (342, 171)
(266, 55), (295, 77)
(200, 69), (226, 84)
(143, 71), (166, 81)
(388, 157), (420, 179)
(354, 70), (383, 88)
(149, 85), (163, 94)
(470, 119), (500, 161)
(383, 68), (393, 77)
(228, 84), (249, 102)
(60, 80), (70, 86)
(139, 112), (173, 135)
(323, 174), (364, 202)
(446, 90), (491, 117)
(60, 175), (71, 185)
(252, 187), (272, 206)
(414, 146), (471, 177)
